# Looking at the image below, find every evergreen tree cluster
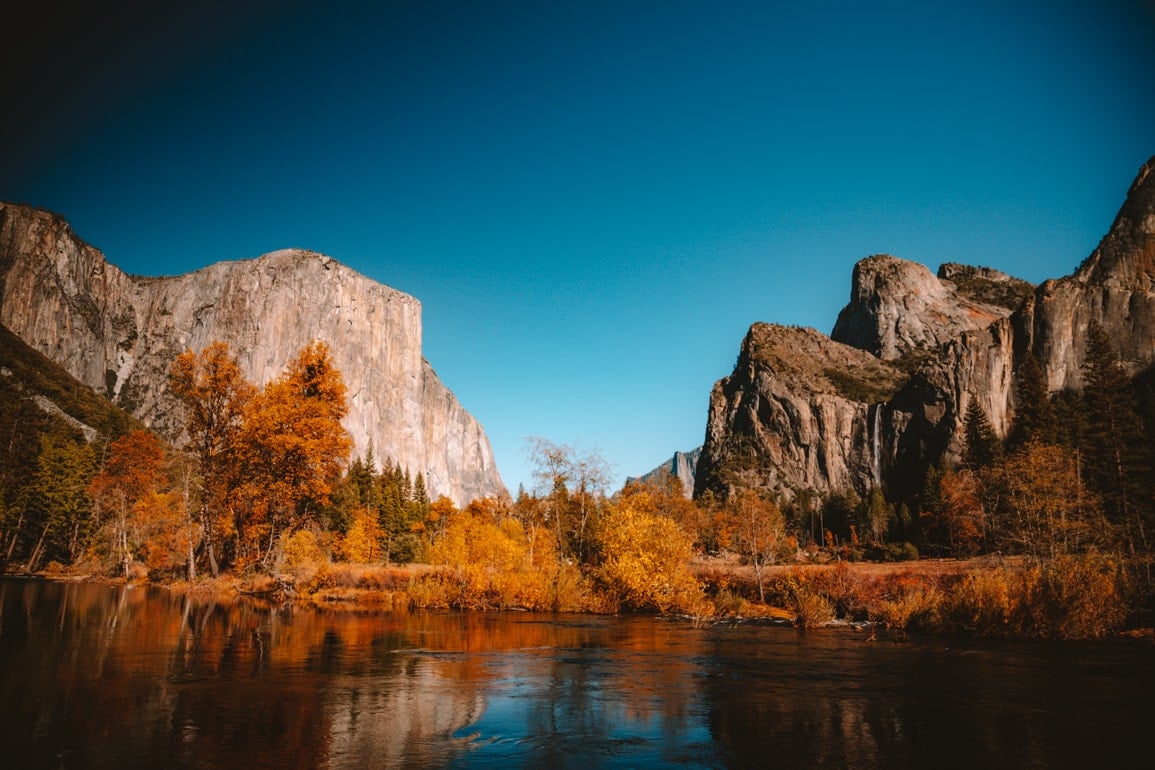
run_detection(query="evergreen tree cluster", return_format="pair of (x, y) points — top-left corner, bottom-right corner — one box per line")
(930, 323), (1153, 556)
(328, 448), (433, 564)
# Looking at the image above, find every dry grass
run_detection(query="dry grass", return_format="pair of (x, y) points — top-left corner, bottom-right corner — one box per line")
(694, 553), (1145, 639)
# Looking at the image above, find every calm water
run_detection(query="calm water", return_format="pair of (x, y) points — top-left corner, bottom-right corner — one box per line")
(1, 578), (1152, 769)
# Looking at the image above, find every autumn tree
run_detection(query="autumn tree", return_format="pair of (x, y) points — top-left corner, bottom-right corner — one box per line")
(594, 486), (705, 614)
(723, 489), (789, 603)
(235, 341), (352, 569)
(987, 442), (1113, 560)
(429, 497), (558, 609)
(524, 436), (611, 564)
(87, 429), (166, 577)
(919, 461), (986, 556)
(169, 342), (254, 575)
(339, 505), (385, 563)
(624, 473), (707, 552)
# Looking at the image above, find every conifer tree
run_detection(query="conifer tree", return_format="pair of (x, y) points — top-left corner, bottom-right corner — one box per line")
(1081, 323), (1149, 548)
(963, 399), (1001, 470)
(1010, 351), (1056, 447)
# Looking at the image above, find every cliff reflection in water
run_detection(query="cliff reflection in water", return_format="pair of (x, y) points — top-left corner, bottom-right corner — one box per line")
(2, 578), (1153, 769)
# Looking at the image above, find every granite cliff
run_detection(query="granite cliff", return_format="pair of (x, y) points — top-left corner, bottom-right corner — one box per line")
(0, 203), (504, 505)
(696, 156), (1155, 503)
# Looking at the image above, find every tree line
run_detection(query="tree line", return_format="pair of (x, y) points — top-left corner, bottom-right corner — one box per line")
(1, 325), (1152, 624)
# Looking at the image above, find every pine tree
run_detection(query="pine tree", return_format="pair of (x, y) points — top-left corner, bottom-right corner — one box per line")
(1080, 323), (1149, 548)
(963, 399), (1001, 470)
(1010, 351), (1056, 447)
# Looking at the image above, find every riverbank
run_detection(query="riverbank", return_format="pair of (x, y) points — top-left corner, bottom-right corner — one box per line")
(13, 552), (1153, 641)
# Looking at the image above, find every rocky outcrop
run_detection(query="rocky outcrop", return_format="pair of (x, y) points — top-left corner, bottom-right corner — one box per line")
(0, 203), (504, 505)
(697, 156), (1155, 504)
(629, 447), (701, 499)
(831, 254), (1030, 362)
(694, 324), (907, 501)
(1016, 157), (1155, 391)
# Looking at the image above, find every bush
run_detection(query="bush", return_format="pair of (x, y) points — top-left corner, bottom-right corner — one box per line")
(864, 542), (919, 562)
(870, 575), (941, 630)
(930, 554), (1131, 639)
(790, 579), (836, 627)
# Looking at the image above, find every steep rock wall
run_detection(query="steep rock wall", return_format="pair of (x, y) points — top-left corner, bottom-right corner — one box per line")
(694, 324), (907, 501)
(1016, 156), (1155, 391)
(696, 156), (1155, 504)
(0, 203), (503, 505)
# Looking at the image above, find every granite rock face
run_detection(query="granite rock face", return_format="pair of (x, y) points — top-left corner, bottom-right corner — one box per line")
(1015, 157), (1155, 391)
(831, 254), (1030, 362)
(696, 156), (1155, 503)
(694, 324), (907, 501)
(0, 203), (504, 505)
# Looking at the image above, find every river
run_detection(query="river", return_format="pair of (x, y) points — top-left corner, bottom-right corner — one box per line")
(1, 577), (1152, 768)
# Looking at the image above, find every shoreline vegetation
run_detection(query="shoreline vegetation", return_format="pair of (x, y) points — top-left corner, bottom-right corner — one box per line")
(20, 551), (1154, 642)
(5, 339), (1155, 643)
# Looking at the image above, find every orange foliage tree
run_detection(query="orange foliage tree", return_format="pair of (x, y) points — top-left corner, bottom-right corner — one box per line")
(170, 342), (254, 576)
(87, 429), (166, 577)
(234, 341), (353, 570)
(987, 441), (1112, 560)
(722, 489), (789, 603)
(921, 465), (987, 557)
(429, 497), (560, 609)
(170, 341), (351, 574)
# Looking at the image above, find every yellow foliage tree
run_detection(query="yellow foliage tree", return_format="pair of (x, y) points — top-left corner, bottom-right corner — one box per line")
(429, 502), (560, 609)
(988, 442), (1112, 560)
(169, 342), (254, 576)
(594, 488), (706, 614)
(339, 506), (384, 563)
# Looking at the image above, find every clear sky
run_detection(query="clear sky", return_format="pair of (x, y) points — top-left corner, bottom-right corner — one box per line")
(4, 0), (1154, 495)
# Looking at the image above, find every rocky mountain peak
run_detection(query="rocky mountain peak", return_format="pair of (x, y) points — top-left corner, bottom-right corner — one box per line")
(831, 253), (1030, 362)
(1016, 156), (1155, 388)
(1072, 155), (1155, 288)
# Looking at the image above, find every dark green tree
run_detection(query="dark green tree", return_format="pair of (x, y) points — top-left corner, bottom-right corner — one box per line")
(963, 398), (1001, 470)
(1010, 351), (1056, 447)
(1080, 323), (1149, 549)
(19, 431), (96, 571)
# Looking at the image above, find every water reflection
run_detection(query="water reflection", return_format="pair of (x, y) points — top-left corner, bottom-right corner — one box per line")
(1, 578), (1152, 769)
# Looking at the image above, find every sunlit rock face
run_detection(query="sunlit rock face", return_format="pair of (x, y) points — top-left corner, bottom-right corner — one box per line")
(831, 254), (1031, 363)
(0, 203), (504, 505)
(697, 156), (1155, 502)
(1015, 156), (1155, 391)
(694, 324), (908, 501)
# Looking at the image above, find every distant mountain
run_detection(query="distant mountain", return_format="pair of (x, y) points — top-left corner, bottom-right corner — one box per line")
(628, 448), (701, 499)
(0, 204), (504, 505)
(696, 156), (1155, 503)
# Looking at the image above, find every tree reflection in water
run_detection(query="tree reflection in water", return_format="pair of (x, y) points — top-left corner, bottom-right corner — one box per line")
(1, 579), (1152, 769)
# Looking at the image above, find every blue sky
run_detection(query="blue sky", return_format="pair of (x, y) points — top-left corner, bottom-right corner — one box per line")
(4, 0), (1154, 494)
